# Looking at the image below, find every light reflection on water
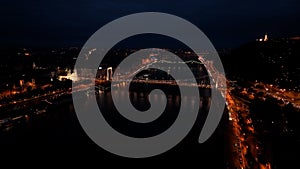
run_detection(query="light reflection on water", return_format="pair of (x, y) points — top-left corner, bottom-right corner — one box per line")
(79, 87), (211, 138)
(0, 88), (211, 139)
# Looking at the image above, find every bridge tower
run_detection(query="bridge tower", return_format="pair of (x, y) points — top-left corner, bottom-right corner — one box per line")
(106, 67), (113, 81)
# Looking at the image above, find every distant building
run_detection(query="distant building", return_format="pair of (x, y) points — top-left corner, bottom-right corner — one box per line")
(256, 33), (269, 42)
(264, 33), (268, 41)
(58, 69), (78, 82)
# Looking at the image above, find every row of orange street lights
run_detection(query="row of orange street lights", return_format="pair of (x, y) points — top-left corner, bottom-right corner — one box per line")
(226, 90), (272, 169)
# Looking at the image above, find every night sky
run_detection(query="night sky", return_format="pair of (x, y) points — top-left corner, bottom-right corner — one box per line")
(1, 0), (300, 48)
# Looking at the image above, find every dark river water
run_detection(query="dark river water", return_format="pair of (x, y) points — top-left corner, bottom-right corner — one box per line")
(0, 87), (227, 167)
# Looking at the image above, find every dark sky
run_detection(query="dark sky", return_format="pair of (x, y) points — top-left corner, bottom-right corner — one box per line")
(1, 0), (300, 48)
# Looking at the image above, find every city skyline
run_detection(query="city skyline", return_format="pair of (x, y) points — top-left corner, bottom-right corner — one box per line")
(0, 1), (299, 168)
